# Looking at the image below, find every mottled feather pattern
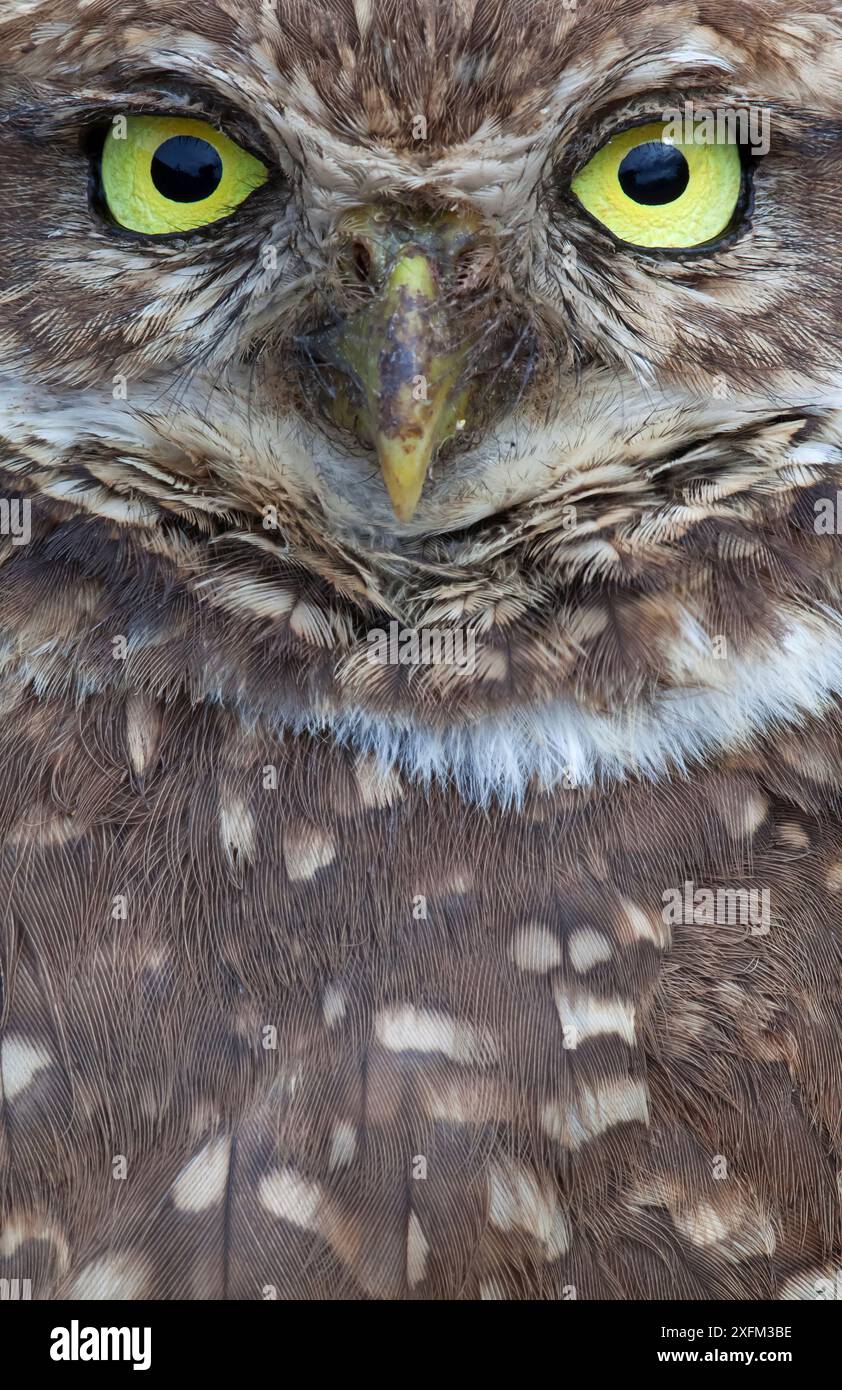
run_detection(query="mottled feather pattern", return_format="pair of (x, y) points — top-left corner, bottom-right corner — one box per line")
(1, 0), (842, 1301)
(1, 682), (842, 1297)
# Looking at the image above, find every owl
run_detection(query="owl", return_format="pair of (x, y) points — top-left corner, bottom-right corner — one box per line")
(1, 0), (842, 1307)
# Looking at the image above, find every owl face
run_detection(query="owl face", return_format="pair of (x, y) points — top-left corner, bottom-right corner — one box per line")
(3, 0), (842, 784)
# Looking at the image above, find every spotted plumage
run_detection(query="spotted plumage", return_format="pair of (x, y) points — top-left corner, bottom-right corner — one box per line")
(1, 0), (842, 1302)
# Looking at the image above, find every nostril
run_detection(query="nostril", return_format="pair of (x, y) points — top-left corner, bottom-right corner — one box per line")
(352, 239), (373, 284)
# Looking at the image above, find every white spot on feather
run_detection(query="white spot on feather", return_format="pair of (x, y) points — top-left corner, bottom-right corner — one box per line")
(620, 899), (668, 949)
(724, 791), (769, 838)
(259, 1167), (322, 1230)
(407, 1212), (429, 1289)
(1, 1036), (52, 1100)
(171, 1136), (230, 1212)
(543, 1077), (649, 1150)
(353, 753), (405, 809)
(322, 983), (346, 1028)
(376, 1006), (495, 1064)
(568, 927), (612, 972)
(0, 1217), (69, 1273)
(68, 1254), (151, 1300)
(510, 924), (563, 973)
(219, 796), (254, 866)
(674, 1197), (776, 1261)
(125, 693), (162, 778)
(826, 861), (842, 893)
(289, 598), (334, 647)
(675, 1202), (730, 1247)
(283, 825), (336, 881)
(328, 1121), (357, 1169)
(488, 1159), (569, 1258)
(554, 989), (636, 1045)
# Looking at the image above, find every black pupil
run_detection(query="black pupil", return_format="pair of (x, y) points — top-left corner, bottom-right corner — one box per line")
(150, 136), (223, 203)
(618, 141), (690, 206)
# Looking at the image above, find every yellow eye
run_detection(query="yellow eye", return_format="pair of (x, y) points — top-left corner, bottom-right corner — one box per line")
(571, 121), (742, 249)
(100, 115), (268, 235)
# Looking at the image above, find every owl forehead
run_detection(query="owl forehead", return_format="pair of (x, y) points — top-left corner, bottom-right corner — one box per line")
(7, 0), (841, 125)
(3, 0), (841, 235)
(6, 1), (782, 142)
(5, 0), (772, 228)
(8, 1), (839, 163)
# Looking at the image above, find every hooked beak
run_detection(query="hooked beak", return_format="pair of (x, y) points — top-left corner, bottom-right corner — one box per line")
(312, 207), (482, 522)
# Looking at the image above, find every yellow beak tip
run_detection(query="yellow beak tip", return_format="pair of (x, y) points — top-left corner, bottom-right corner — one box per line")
(377, 438), (432, 523)
(390, 496), (420, 523)
(381, 469), (425, 523)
